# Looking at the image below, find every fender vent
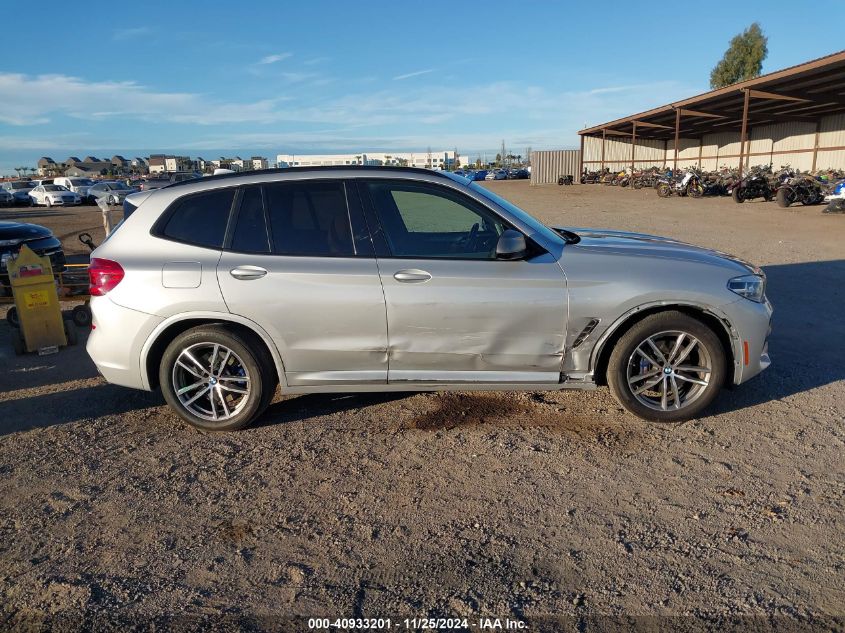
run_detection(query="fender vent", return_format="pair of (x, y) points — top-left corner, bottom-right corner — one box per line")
(572, 318), (600, 348)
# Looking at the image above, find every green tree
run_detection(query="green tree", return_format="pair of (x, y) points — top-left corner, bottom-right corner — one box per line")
(710, 23), (768, 89)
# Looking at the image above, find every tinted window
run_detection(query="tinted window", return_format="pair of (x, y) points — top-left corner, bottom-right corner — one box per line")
(231, 187), (270, 253)
(264, 181), (353, 256)
(161, 188), (234, 248)
(365, 181), (506, 259)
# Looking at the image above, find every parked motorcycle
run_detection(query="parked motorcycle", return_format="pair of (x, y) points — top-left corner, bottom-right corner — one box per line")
(731, 169), (773, 203)
(656, 169), (704, 198)
(776, 175), (825, 207)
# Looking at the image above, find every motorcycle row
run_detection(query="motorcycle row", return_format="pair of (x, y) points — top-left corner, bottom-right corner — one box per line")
(579, 165), (845, 211)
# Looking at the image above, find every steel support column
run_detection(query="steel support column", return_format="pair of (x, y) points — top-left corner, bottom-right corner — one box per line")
(739, 89), (751, 176)
(578, 133), (584, 181)
(673, 109), (681, 170)
(600, 129), (606, 172)
(631, 122), (637, 174)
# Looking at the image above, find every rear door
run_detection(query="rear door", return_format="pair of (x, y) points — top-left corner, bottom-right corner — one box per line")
(216, 179), (388, 387)
(359, 178), (568, 384)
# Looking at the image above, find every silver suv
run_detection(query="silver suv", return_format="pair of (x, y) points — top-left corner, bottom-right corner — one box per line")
(86, 167), (772, 430)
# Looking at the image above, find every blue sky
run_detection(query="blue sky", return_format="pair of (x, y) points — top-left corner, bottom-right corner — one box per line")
(0, 1), (843, 174)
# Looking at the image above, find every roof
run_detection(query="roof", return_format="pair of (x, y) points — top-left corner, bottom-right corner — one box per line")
(162, 165), (455, 190)
(579, 50), (845, 140)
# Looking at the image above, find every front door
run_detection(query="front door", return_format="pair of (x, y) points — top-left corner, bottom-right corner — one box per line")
(359, 179), (568, 384)
(216, 180), (388, 387)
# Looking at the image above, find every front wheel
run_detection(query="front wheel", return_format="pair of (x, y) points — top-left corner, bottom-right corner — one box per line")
(45, 198), (51, 208)
(688, 182), (704, 198)
(159, 325), (277, 431)
(607, 311), (726, 423)
(656, 183), (672, 198)
(776, 187), (793, 208)
(732, 187), (745, 203)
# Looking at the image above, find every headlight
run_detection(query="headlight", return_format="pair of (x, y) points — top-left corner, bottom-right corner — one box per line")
(728, 274), (766, 303)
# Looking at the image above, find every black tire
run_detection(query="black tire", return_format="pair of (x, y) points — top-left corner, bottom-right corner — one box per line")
(72, 304), (92, 327)
(63, 319), (78, 346)
(159, 325), (277, 431)
(12, 331), (25, 355)
(6, 306), (19, 328)
(633, 179), (643, 190)
(688, 182), (704, 198)
(45, 197), (51, 209)
(776, 187), (792, 208)
(732, 187), (745, 203)
(607, 311), (727, 423)
(557, 177), (565, 186)
(580, 176), (586, 184)
(656, 183), (672, 198)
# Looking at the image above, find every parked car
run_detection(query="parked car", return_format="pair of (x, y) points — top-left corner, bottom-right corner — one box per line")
(0, 188), (13, 206)
(139, 172), (201, 191)
(88, 181), (137, 205)
(86, 166), (772, 431)
(28, 184), (82, 207)
(471, 170), (487, 181)
(1, 181), (36, 206)
(486, 169), (507, 181)
(0, 221), (66, 295)
(50, 177), (96, 202)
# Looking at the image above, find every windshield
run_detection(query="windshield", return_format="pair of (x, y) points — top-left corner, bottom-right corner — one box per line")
(70, 179), (93, 186)
(469, 182), (562, 244)
(44, 185), (68, 191)
(10, 182), (32, 190)
(110, 182), (131, 190)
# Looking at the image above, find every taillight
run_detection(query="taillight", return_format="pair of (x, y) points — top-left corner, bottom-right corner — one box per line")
(89, 258), (125, 296)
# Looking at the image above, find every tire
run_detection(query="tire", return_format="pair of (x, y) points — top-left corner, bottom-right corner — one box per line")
(688, 182), (704, 198)
(6, 306), (19, 328)
(557, 177), (564, 186)
(732, 187), (745, 203)
(159, 325), (277, 431)
(607, 311), (727, 423)
(72, 304), (92, 327)
(63, 319), (78, 346)
(656, 183), (672, 198)
(12, 331), (25, 355)
(580, 176), (586, 184)
(110, 195), (118, 205)
(776, 187), (792, 208)
(633, 179), (643, 190)
(45, 198), (51, 209)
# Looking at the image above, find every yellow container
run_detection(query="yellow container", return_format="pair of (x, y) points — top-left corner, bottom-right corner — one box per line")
(9, 245), (66, 353)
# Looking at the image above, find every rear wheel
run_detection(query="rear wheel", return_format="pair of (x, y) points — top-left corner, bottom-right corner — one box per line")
(776, 187), (793, 208)
(688, 182), (704, 198)
(607, 311), (726, 423)
(656, 183), (672, 198)
(732, 187), (745, 203)
(159, 325), (277, 431)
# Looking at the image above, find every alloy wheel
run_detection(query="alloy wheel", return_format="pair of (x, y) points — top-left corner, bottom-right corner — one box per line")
(171, 342), (251, 422)
(626, 330), (712, 412)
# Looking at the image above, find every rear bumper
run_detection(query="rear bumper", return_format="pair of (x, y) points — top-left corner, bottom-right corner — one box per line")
(86, 296), (163, 390)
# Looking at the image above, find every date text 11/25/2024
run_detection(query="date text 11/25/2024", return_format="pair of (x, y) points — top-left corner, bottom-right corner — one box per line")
(307, 617), (527, 630)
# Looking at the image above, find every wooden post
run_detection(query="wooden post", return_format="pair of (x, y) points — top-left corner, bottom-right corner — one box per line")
(631, 122), (637, 174)
(698, 137), (703, 169)
(673, 109), (681, 171)
(600, 129), (606, 172)
(578, 133), (585, 181)
(663, 139), (668, 169)
(739, 89), (750, 176)
(811, 120), (821, 172)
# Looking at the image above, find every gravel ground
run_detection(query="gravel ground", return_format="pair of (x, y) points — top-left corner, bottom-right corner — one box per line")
(0, 186), (843, 630)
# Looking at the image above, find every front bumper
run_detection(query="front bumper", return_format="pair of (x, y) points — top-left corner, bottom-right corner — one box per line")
(724, 296), (773, 384)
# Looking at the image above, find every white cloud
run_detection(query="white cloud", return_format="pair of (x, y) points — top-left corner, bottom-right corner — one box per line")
(112, 26), (151, 41)
(393, 69), (436, 81)
(258, 53), (292, 65)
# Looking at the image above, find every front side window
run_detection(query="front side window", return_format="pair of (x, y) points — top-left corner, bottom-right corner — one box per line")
(365, 181), (506, 259)
(264, 181), (354, 256)
(160, 188), (235, 248)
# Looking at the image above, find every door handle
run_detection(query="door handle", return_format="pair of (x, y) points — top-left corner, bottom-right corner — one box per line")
(230, 265), (267, 280)
(393, 269), (432, 283)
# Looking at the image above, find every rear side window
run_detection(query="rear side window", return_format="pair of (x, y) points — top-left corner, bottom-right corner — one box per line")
(231, 187), (270, 253)
(160, 189), (235, 248)
(264, 181), (354, 256)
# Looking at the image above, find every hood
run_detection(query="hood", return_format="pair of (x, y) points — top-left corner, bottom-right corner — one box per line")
(556, 226), (760, 275)
(0, 221), (53, 243)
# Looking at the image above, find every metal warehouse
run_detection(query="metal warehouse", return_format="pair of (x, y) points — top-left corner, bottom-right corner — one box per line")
(577, 50), (845, 175)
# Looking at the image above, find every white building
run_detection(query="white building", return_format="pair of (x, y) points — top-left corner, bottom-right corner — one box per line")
(276, 150), (462, 170)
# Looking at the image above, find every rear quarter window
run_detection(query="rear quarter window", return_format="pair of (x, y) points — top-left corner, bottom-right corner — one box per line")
(156, 188), (235, 248)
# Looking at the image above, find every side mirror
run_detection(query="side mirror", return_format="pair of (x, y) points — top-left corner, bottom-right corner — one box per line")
(496, 229), (527, 260)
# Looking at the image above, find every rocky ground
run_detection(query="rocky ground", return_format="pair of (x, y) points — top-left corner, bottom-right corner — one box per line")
(0, 184), (843, 631)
